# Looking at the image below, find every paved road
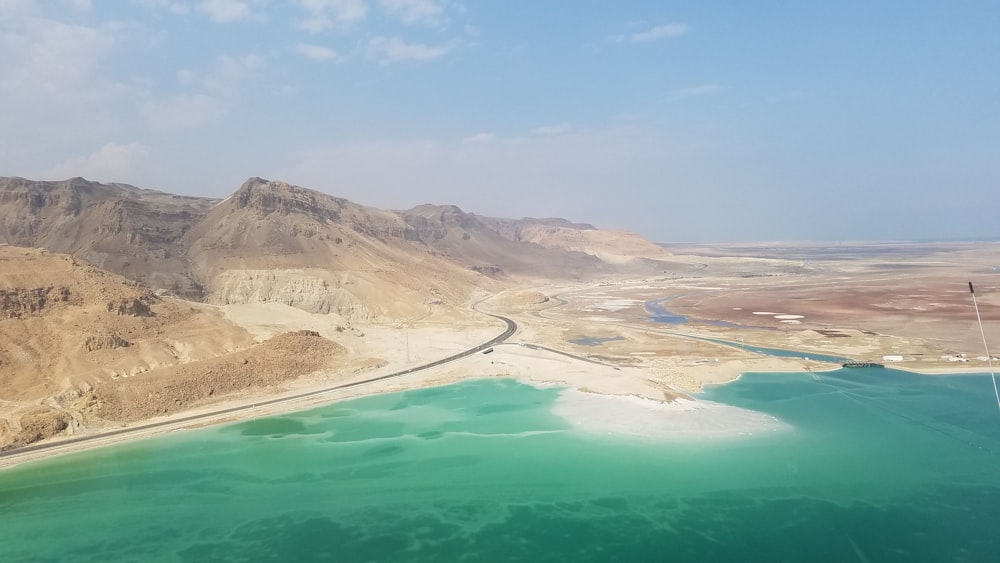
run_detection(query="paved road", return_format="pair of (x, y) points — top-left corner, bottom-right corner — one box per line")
(511, 343), (618, 368)
(0, 312), (517, 460)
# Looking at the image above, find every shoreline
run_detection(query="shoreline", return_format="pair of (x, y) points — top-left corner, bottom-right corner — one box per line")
(0, 360), (464, 471)
(0, 301), (513, 470)
(0, 372), (770, 472)
(3, 344), (992, 471)
(0, 335), (726, 469)
(3, 286), (995, 471)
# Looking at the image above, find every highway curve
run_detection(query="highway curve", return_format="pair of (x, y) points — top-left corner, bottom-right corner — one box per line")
(0, 312), (517, 461)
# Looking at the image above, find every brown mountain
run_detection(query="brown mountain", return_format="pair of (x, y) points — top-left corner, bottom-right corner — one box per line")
(0, 176), (671, 318)
(0, 176), (213, 298)
(402, 204), (607, 278)
(183, 178), (488, 319)
(402, 205), (677, 275)
(483, 216), (674, 265)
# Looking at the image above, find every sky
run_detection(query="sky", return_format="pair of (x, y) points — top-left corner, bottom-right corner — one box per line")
(1, 1), (998, 242)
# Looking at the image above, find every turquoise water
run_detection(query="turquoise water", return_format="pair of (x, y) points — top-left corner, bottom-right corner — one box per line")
(3, 372), (1000, 561)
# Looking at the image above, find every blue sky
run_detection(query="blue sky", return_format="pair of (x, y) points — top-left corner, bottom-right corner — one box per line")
(1, 1), (997, 242)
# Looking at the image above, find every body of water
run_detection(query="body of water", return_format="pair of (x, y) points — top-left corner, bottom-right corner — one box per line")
(568, 335), (626, 346)
(699, 336), (849, 363)
(646, 297), (773, 331)
(646, 297), (847, 363)
(3, 371), (1000, 561)
(646, 296), (690, 324)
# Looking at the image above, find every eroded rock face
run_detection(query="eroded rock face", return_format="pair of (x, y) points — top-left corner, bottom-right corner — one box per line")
(0, 408), (70, 450)
(84, 332), (345, 423)
(289, 329), (321, 337)
(471, 265), (504, 278)
(0, 418), (9, 447)
(0, 286), (73, 319)
(84, 334), (132, 352)
(0, 177), (215, 299)
(107, 296), (155, 317)
(403, 204), (479, 240)
(229, 177), (421, 242)
(234, 177), (343, 222)
(209, 270), (371, 318)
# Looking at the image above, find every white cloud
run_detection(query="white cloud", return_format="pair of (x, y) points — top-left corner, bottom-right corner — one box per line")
(667, 84), (722, 100)
(139, 54), (261, 130)
(530, 123), (574, 137)
(367, 35), (450, 64)
(295, 42), (343, 62)
(47, 142), (151, 181)
(280, 125), (677, 224)
(296, 0), (366, 33)
(0, 12), (129, 170)
(135, 0), (190, 15)
(462, 132), (494, 144)
(380, 0), (448, 27)
(767, 90), (804, 104)
(176, 68), (197, 84)
(62, 0), (93, 11)
(202, 53), (262, 94)
(0, 0), (37, 19)
(615, 23), (689, 43)
(272, 84), (298, 96)
(198, 0), (258, 23)
(614, 112), (649, 122)
(0, 18), (116, 96)
(139, 93), (225, 131)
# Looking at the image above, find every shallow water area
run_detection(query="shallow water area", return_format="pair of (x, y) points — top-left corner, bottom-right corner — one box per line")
(2, 371), (1000, 561)
(567, 335), (625, 346)
(553, 388), (791, 440)
(646, 296), (775, 330)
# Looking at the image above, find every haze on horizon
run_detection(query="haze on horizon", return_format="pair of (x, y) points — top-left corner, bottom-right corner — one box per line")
(1, 1), (997, 243)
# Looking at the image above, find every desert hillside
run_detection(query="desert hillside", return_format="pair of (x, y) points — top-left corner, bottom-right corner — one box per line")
(0, 176), (215, 299)
(402, 204), (607, 278)
(183, 178), (498, 320)
(486, 216), (674, 265)
(0, 246), (352, 449)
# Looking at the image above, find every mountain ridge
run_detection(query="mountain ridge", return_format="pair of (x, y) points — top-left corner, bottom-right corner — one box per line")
(1, 176), (672, 310)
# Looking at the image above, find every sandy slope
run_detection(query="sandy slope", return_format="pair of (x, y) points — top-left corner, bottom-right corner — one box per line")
(0, 247), (354, 449)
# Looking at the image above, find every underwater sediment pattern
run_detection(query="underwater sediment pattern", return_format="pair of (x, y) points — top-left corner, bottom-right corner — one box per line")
(2, 372), (999, 562)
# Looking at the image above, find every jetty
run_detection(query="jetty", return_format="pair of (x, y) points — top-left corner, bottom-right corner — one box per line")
(842, 361), (885, 368)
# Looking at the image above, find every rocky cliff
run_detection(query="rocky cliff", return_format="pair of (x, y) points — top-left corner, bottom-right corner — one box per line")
(0, 246), (259, 448)
(402, 204), (608, 278)
(0, 177), (214, 299)
(1, 176), (670, 317)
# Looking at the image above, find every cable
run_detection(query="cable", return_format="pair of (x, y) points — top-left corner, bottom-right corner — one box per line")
(969, 281), (1000, 410)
